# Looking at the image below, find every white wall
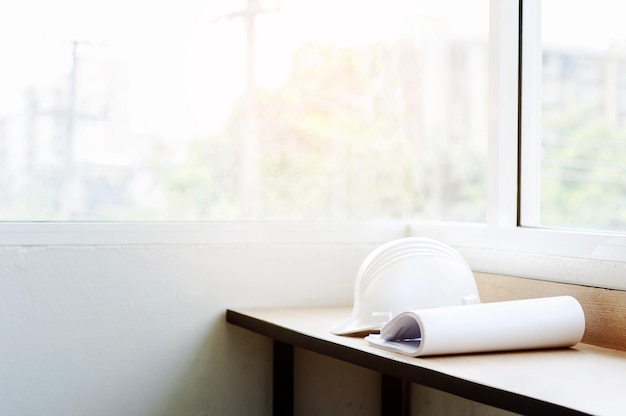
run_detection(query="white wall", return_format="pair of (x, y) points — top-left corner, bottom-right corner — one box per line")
(0, 231), (515, 415)
(0, 242), (384, 415)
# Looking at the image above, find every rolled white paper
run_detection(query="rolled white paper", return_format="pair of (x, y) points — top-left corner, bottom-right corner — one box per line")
(366, 296), (585, 357)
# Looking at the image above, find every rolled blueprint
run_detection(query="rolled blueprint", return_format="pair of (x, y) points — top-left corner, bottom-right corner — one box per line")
(365, 296), (585, 357)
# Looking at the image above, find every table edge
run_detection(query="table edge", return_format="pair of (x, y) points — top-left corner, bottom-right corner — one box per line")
(225, 308), (590, 416)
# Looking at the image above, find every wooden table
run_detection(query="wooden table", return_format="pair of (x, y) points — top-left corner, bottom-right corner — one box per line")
(226, 306), (626, 416)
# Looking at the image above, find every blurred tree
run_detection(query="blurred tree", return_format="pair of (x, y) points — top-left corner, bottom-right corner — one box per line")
(155, 40), (487, 221)
(541, 105), (626, 231)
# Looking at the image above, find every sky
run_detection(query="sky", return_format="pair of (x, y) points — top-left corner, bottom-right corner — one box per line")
(541, 0), (626, 50)
(0, 0), (489, 138)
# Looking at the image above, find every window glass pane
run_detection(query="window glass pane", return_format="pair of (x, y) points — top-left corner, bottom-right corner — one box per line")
(532, 0), (626, 232)
(0, 0), (488, 221)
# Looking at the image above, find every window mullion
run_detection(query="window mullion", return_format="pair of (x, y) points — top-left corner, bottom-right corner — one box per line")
(488, 0), (520, 230)
(519, 0), (542, 227)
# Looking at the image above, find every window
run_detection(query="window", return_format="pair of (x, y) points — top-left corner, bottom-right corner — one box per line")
(2, 0), (626, 291)
(521, 0), (626, 233)
(0, 0), (489, 221)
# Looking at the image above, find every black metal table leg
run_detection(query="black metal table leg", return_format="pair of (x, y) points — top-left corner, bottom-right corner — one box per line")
(381, 373), (408, 416)
(273, 340), (294, 416)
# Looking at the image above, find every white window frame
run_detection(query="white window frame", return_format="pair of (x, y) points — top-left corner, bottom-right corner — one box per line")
(1, 0), (625, 291)
(421, 0), (626, 291)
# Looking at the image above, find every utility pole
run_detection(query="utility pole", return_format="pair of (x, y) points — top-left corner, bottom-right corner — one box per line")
(66, 40), (78, 177)
(60, 39), (104, 218)
(214, 0), (279, 217)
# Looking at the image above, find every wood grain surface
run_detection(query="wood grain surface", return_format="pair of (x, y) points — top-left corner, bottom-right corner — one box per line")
(475, 272), (626, 351)
(227, 305), (626, 416)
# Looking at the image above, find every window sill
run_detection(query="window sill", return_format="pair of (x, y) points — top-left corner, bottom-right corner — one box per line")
(0, 220), (624, 291)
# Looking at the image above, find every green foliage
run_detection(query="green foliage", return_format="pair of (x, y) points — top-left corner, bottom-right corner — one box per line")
(541, 104), (626, 231)
(155, 41), (487, 221)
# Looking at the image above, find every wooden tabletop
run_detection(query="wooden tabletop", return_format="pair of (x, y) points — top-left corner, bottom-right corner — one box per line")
(226, 306), (626, 416)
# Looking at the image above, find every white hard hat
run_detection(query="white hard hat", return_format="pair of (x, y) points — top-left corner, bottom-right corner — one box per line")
(331, 237), (481, 335)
